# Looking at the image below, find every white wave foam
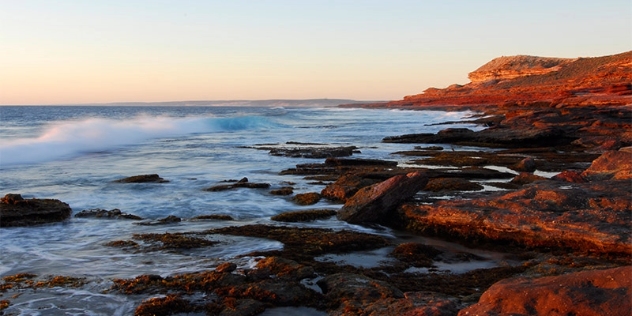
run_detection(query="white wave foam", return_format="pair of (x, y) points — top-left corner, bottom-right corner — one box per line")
(0, 115), (277, 166)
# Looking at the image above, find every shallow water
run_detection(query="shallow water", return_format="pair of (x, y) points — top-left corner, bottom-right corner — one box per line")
(1, 103), (492, 314)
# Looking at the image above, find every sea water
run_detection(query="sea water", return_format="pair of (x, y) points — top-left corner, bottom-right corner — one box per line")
(0, 102), (481, 315)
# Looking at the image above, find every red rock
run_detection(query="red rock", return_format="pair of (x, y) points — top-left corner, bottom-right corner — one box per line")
(321, 173), (382, 202)
(582, 149), (632, 180)
(337, 172), (429, 224)
(292, 192), (321, 205)
(458, 266), (632, 316)
(552, 170), (586, 183)
(398, 181), (632, 256)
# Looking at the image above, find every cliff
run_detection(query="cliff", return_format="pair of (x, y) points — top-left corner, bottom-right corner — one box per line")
(359, 51), (632, 108)
(467, 55), (575, 83)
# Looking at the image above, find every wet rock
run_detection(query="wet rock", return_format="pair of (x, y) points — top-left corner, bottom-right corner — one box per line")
(325, 157), (398, 167)
(384, 126), (573, 148)
(253, 257), (315, 281)
(317, 273), (404, 314)
(509, 172), (547, 185)
(321, 173), (384, 202)
(74, 208), (142, 220)
(581, 149), (632, 180)
(337, 172), (429, 224)
(271, 209), (337, 222)
(391, 242), (443, 267)
(361, 291), (460, 316)
(190, 214), (234, 221)
(551, 170), (586, 183)
(0, 194), (72, 227)
(205, 177), (271, 191)
(423, 178), (483, 192)
(114, 174), (168, 183)
(218, 298), (266, 316)
(205, 225), (390, 258)
(134, 294), (193, 316)
(216, 262), (237, 273)
(512, 157), (536, 172)
(293, 192), (322, 205)
(135, 215), (181, 226)
(130, 232), (218, 251)
(270, 186), (294, 196)
(399, 181), (632, 256)
(459, 266), (632, 316)
(268, 146), (357, 158)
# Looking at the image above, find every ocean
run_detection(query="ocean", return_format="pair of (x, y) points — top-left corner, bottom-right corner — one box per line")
(0, 102), (483, 315)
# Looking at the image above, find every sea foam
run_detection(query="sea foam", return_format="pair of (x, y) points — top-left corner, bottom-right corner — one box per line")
(0, 115), (278, 166)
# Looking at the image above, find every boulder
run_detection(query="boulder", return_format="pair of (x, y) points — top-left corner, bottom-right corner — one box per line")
(0, 194), (72, 227)
(512, 157), (536, 172)
(114, 174), (168, 183)
(459, 266), (632, 316)
(292, 192), (321, 205)
(321, 173), (382, 202)
(317, 273), (404, 313)
(582, 149), (632, 180)
(423, 178), (483, 192)
(337, 172), (428, 224)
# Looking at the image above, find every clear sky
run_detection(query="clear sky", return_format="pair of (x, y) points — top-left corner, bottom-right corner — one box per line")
(1, 0), (630, 105)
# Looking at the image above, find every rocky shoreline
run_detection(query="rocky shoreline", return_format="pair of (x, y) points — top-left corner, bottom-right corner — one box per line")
(2, 52), (631, 315)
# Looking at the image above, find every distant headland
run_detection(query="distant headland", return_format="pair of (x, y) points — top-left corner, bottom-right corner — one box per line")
(346, 50), (631, 109)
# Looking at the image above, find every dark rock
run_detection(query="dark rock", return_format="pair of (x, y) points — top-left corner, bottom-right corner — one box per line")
(74, 208), (142, 220)
(270, 187), (294, 196)
(423, 178), (483, 192)
(0, 194), (72, 227)
(552, 170), (586, 183)
(253, 257), (315, 281)
(136, 215), (181, 226)
(271, 209), (337, 222)
(391, 242), (443, 267)
(459, 266), (632, 316)
(114, 174), (168, 183)
(191, 214), (234, 221)
(361, 291), (460, 316)
(215, 262), (237, 273)
(205, 177), (271, 191)
(269, 146), (357, 158)
(317, 273), (404, 314)
(512, 157), (536, 172)
(324, 157), (398, 167)
(337, 172), (429, 224)
(509, 172), (547, 185)
(293, 192), (321, 205)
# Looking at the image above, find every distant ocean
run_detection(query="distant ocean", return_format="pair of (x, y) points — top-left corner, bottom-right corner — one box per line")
(0, 101), (480, 315)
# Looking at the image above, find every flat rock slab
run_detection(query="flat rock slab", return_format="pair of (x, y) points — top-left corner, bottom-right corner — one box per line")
(399, 180), (632, 256)
(459, 266), (632, 316)
(338, 171), (428, 224)
(0, 194), (72, 227)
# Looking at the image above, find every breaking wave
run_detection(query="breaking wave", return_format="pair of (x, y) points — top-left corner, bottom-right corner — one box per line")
(0, 115), (279, 166)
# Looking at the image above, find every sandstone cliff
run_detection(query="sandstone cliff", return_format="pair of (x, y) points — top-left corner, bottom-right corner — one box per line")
(354, 51), (632, 108)
(467, 55), (575, 83)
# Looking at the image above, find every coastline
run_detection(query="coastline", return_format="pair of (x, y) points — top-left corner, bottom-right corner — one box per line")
(1, 52), (631, 315)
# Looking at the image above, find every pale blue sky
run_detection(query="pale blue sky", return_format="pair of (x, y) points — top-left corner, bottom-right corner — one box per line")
(1, 0), (630, 104)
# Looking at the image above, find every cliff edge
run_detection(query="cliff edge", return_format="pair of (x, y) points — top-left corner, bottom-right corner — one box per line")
(353, 51), (631, 109)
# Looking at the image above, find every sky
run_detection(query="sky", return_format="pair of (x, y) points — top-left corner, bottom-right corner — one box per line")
(1, 0), (630, 105)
